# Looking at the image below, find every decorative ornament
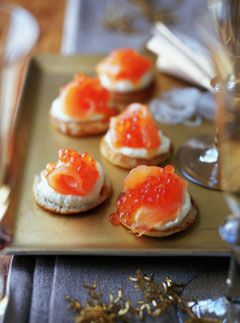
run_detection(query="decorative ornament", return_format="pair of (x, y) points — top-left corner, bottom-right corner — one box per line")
(66, 270), (219, 322)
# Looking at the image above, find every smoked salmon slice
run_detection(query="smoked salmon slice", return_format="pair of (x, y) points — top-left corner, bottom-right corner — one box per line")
(110, 165), (187, 235)
(62, 74), (117, 120)
(96, 48), (153, 82)
(45, 149), (99, 196)
(110, 103), (160, 150)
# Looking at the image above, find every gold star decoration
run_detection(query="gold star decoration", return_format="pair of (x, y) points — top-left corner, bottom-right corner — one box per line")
(65, 270), (220, 322)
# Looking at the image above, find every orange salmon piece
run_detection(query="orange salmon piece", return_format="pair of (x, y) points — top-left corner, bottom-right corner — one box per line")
(45, 149), (99, 196)
(97, 48), (153, 82)
(110, 103), (160, 150)
(62, 74), (117, 120)
(111, 165), (187, 235)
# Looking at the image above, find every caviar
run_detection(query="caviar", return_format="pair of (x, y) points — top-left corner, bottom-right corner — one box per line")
(109, 212), (121, 225)
(110, 165), (187, 233)
(110, 104), (160, 149)
(97, 48), (153, 82)
(45, 149), (99, 196)
(63, 74), (117, 120)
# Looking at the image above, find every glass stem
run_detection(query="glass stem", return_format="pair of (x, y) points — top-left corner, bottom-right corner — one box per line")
(226, 253), (240, 303)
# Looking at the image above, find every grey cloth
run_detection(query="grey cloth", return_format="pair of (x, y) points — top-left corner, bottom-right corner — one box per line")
(3, 256), (229, 323)
(3, 0), (230, 322)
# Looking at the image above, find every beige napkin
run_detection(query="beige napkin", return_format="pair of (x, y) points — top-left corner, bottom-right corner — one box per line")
(147, 22), (214, 91)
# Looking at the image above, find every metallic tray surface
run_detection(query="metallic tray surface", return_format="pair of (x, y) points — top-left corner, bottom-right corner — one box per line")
(4, 54), (229, 255)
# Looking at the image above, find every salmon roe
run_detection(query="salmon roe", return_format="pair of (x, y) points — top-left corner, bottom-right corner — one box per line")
(45, 149), (99, 196)
(62, 74), (117, 120)
(110, 104), (160, 149)
(97, 48), (153, 82)
(110, 165), (187, 233)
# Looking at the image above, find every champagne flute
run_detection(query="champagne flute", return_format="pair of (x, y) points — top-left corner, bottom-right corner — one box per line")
(203, 2), (240, 311)
(181, 1), (240, 320)
(0, 3), (39, 247)
(176, 0), (240, 191)
(0, 3), (39, 316)
(185, 51), (240, 322)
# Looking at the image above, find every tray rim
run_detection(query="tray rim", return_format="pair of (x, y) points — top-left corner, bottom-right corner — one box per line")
(5, 245), (230, 257)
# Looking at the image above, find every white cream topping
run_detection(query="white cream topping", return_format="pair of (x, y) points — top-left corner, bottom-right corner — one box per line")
(50, 98), (106, 122)
(105, 130), (171, 159)
(98, 70), (154, 93)
(36, 163), (104, 208)
(133, 191), (191, 231)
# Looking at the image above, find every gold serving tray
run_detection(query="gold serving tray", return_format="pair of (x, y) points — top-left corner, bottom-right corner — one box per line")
(2, 54), (230, 256)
